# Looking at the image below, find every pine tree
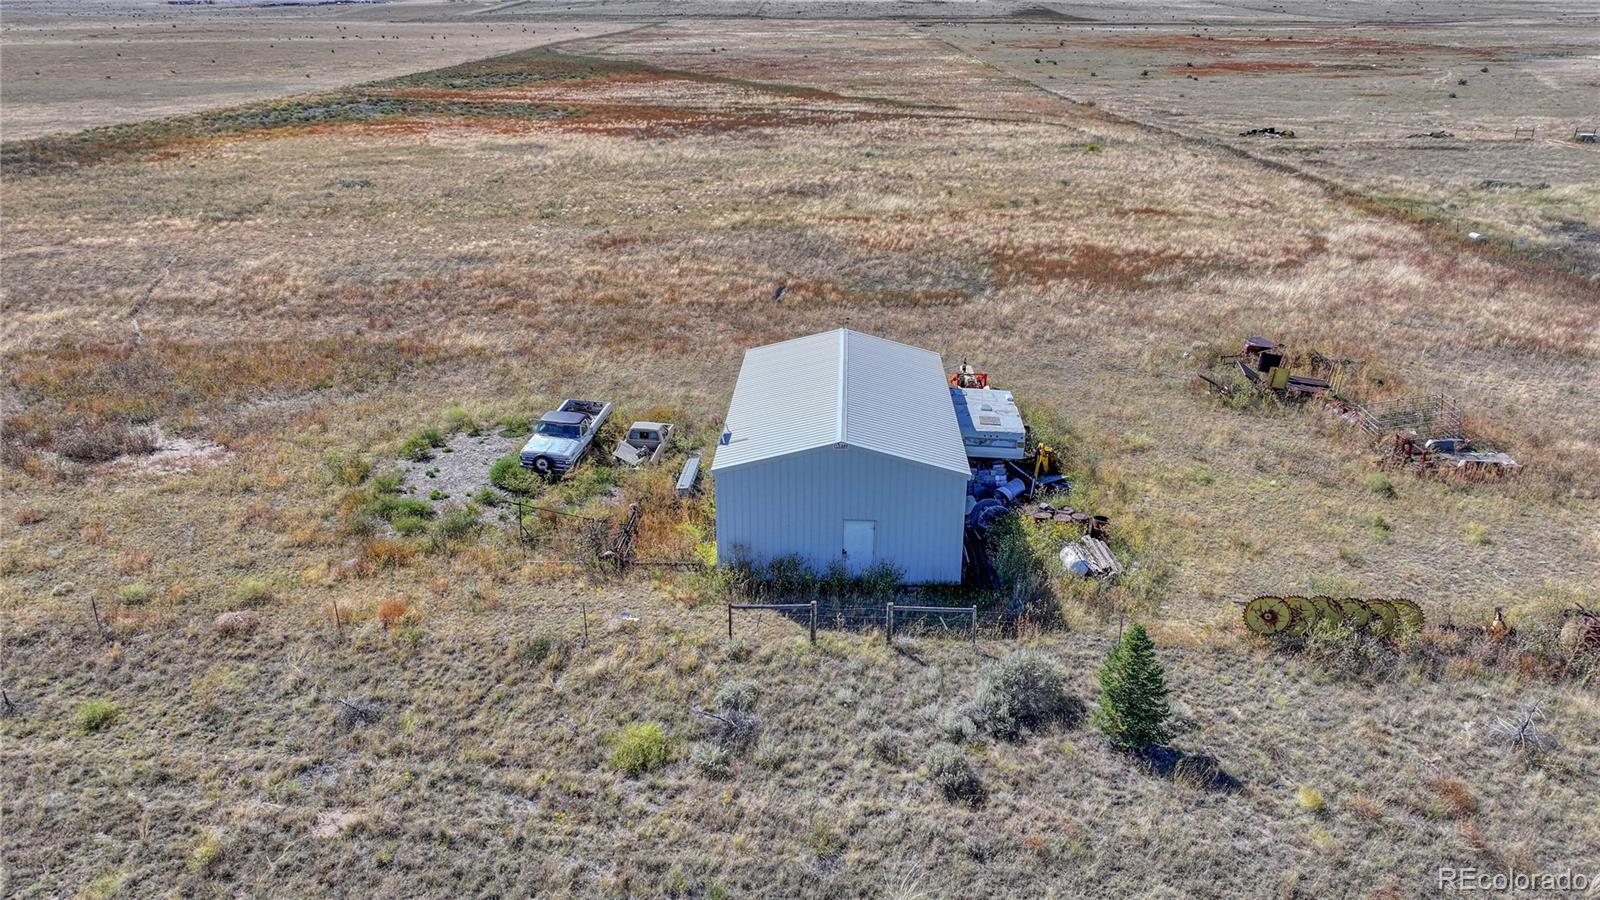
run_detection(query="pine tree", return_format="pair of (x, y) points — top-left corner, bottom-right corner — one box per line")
(1093, 623), (1172, 749)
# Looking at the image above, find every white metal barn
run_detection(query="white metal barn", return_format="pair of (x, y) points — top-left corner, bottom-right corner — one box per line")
(711, 329), (969, 583)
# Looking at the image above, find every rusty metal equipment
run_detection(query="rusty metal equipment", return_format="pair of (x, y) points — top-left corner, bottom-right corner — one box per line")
(1196, 337), (1338, 400)
(1355, 394), (1520, 477)
(1242, 595), (1425, 638)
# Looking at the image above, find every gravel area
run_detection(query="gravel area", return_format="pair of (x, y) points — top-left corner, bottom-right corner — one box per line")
(396, 431), (520, 511)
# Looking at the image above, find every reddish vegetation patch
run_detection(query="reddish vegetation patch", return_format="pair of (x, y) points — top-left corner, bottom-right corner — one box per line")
(549, 104), (885, 138)
(1096, 32), (1499, 59)
(992, 244), (1206, 290)
(1166, 61), (1321, 76)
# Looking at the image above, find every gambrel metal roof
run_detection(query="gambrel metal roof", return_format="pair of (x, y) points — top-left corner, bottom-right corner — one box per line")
(710, 329), (969, 476)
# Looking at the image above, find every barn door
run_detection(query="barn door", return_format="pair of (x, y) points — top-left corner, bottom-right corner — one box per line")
(842, 519), (876, 574)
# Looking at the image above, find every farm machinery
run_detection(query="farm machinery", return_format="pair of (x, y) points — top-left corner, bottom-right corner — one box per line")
(1242, 594), (1425, 639)
(1195, 337), (1337, 400)
(1348, 394), (1520, 478)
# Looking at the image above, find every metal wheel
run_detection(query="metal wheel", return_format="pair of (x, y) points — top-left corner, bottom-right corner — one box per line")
(1390, 598), (1424, 631)
(1244, 596), (1293, 637)
(1308, 596), (1338, 630)
(1282, 597), (1315, 637)
(1336, 597), (1369, 629)
(1364, 599), (1397, 637)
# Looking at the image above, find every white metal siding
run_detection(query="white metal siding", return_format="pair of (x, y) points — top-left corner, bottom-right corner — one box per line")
(715, 446), (966, 583)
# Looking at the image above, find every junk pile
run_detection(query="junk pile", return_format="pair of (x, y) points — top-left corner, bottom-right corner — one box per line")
(1239, 126), (1295, 138)
(1243, 595), (1424, 639)
(1195, 337), (1341, 400)
(1348, 393), (1520, 477)
(951, 362), (1070, 536)
(949, 361), (1123, 585)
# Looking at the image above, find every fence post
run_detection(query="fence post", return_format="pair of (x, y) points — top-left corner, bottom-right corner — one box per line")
(970, 606), (977, 646)
(727, 604), (734, 641)
(809, 601), (817, 645)
(886, 602), (894, 644)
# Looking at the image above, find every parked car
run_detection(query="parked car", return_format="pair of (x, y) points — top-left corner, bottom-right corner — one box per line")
(519, 399), (612, 479)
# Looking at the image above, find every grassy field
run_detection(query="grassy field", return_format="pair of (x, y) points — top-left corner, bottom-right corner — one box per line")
(2, 5), (1598, 897)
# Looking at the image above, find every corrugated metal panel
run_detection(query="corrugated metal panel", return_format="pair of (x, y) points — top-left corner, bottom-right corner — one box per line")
(711, 329), (968, 476)
(715, 446), (966, 583)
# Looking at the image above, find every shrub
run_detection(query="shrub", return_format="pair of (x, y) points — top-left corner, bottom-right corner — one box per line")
(859, 560), (904, 600)
(358, 537), (416, 570)
(231, 578), (275, 608)
(399, 427), (446, 461)
(926, 743), (984, 804)
(376, 598), (409, 628)
(970, 650), (1080, 740)
(517, 633), (563, 665)
(868, 729), (906, 765)
(428, 505), (481, 551)
(118, 583), (156, 606)
(765, 555), (818, 597)
(366, 494), (433, 523)
(188, 831), (224, 873)
(610, 722), (671, 776)
(392, 514), (427, 537)
(690, 742), (730, 779)
(1296, 784), (1326, 813)
(702, 680), (761, 752)
(986, 514), (1064, 617)
(490, 455), (543, 494)
(1093, 623), (1173, 750)
(323, 450), (372, 486)
(936, 708), (978, 744)
(370, 469), (405, 494)
(429, 489), (448, 501)
(441, 405), (479, 435)
(712, 679), (759, 713)
(76, 699), (118, 734)
(1365, 473), (1397, 499)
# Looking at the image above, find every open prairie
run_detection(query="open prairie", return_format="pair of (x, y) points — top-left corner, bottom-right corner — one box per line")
(2, 2), (1598, 897)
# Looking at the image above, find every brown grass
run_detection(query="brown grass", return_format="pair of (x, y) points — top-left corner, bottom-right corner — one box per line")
(1, 16), (1597, 898)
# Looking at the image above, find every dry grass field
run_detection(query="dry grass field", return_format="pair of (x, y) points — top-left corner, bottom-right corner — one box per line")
(2, 2), (1598, 896)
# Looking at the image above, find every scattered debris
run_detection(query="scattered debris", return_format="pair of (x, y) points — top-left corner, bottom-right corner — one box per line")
(1407, 130), (1455, 139)
(612, 421), (674, 466)
(1485, 703), (1557, 755)
(1238, 126), (1295, 138)
(1242, 595), (1423, 638)
(1059, 535), (1121, 578)
(336, 697), (381, 729)
(675, 453), (702, 497)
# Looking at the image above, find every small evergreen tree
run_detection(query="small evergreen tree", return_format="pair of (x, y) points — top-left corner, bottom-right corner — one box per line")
(1093, 623), (1172, 749)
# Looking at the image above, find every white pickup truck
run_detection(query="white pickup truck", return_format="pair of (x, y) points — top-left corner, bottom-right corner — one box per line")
(519, 399), (613, 479)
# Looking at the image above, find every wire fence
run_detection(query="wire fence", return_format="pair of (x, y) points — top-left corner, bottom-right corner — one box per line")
(726, 599), (1041, 645)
